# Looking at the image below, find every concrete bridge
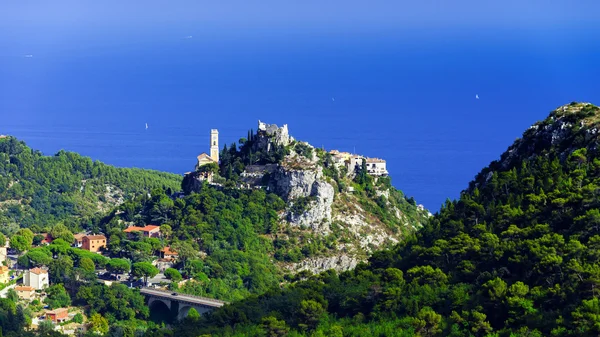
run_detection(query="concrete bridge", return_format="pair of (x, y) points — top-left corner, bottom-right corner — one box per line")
(140, 287), (227, 321)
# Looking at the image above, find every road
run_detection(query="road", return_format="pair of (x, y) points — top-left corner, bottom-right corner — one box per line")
(140, 287), (226, 307)
(0, 284), (16, 298)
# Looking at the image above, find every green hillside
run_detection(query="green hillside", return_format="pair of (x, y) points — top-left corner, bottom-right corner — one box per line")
(0, 136), (182, 232)
(171, 102), (600, 336)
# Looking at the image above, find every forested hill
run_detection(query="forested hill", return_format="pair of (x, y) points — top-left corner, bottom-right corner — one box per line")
(0, 136), (181, 231)
(172, 102), (600, 336)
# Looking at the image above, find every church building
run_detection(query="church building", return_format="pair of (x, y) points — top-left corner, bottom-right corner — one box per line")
(195, 129), (220, 171)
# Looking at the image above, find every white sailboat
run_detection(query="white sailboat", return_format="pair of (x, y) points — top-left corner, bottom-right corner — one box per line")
(145, 123), (148, 130)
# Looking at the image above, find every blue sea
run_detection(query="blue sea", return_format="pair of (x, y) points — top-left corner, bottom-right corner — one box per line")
(1, 23), (600, 211)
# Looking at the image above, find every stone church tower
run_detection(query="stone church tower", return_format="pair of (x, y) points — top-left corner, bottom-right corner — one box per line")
(210, 129), (219, 163)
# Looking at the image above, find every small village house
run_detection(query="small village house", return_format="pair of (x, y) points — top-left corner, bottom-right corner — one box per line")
(365, 158), (389, 176)
(123, 225), (161, 239)
(154, 259), (175, 273)
(82, 235), (107, 253)
(46, 308), (69, 323)
(37, 233), (53, 245)
(0, 266), (9, 284)
(160, 246), (178, 260)
(24, 267), (49, 290)
(73, 233), (86, 248)
(155, 246), (179, 272)
(15, 285), (36, 300)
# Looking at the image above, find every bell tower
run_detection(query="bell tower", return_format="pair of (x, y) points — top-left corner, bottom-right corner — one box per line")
(210, 129), (219, 163)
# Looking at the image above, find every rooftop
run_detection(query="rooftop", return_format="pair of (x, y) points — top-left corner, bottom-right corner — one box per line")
(196, 153), (216, 162)
(46, 308), (68, 315)
(84, 235), (106, 240)
(124, 225), (160, 233)
(161, 246), (178, 255)
(15, 286), (35, 291)
(123, 226), (144, 233)
(366, 157), (386, 163)
(29, 267), (48, 275)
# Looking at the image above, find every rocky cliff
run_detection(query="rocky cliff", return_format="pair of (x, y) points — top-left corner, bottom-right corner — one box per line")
(184, 121), (430, 274)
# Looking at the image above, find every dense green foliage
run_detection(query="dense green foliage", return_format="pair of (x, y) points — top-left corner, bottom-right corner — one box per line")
(165, 104), (600, 336)
(217, 129), (290, 183)
(99, 185), (286, 301)
(0, 137), (181, 229)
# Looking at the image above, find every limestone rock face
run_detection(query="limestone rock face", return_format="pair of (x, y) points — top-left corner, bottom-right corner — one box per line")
(269, 165), (335, 233)
(285, 255), (359, 274)
(258, 120), (293, 146)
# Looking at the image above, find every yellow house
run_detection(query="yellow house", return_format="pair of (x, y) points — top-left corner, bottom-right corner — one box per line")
(0, 265), (9, 284)
(15, 286), (35, 300)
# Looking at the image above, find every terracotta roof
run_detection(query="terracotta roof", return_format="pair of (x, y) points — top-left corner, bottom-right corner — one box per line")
(161, 246), (178, 255)
(29, 267), (47, 275)
(366, 158), (386, 163)
(123, 226), (144, 233)
(47, 308), (68, 315)
(37, 233), (53, 243)
(73, 233), (86, 240)
(84, 235), (106, 240)
(124, 225), (159, 233)
(15, 286), (35, 291)
(0, 266), (8, 273)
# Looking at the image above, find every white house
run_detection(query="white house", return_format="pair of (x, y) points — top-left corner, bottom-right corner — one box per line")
(24, 267), (49, 290)
(365, 158), (388, 176)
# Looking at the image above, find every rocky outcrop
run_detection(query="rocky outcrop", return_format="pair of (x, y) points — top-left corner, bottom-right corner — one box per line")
(258, 120), (293, 146)
(285, 255), (359, 274)
(269, 164), (335, 233)
(333, 205), (399, 252)
(239, 164), (278, 186)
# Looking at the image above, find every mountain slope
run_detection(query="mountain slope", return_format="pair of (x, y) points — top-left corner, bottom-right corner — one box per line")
(0, 136), (182, 231)
(96, 122), (428, 302)
(172, 102), (600, 337)
(181, 122), (429, 274)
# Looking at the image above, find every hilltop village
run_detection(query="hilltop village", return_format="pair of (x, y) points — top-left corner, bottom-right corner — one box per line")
(191, 120), (389, 184)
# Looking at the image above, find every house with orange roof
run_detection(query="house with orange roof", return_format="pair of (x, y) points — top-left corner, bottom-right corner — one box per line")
(46, 308), (69, 323)
(124, 225), (161, 239)
(73, 233), (86, 248)
(15, 285), (36, 300)
(82, 235), (107, 253)
(36, 233), (53, 245)
(160, 246), (178, 260)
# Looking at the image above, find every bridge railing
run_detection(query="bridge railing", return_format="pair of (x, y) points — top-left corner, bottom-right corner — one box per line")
(140, 287), (227, 305)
